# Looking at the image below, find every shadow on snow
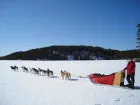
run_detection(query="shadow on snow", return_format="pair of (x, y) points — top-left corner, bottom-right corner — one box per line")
(134, 86), (140, 90)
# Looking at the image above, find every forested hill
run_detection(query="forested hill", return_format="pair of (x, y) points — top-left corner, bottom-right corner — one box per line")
(0, 45), (140, 60)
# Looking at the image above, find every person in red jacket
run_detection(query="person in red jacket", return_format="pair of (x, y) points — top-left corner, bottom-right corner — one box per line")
(124, 58), (136, 88)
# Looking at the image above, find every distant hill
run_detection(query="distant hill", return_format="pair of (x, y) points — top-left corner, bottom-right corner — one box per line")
(0, 45), (140, 60)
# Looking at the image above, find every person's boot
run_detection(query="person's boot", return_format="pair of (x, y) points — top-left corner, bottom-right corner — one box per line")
(131, 82), (134, 89)
(128, 82), (134, 89)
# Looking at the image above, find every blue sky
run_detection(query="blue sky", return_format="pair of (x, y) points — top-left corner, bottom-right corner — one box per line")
(0, 0), (140, 56)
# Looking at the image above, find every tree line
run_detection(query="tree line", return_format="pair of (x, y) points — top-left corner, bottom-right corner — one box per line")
(0, 45), (139, 60)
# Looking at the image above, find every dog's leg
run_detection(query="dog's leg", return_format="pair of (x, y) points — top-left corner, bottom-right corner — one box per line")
(66, 74), (68, 80)
(62, 75), (64, 80)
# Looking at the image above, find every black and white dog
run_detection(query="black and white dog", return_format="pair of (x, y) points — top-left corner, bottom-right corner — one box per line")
(21, 66), (28, 72)
(10, 65), (18, 71)
(31, 68), (39, 74)
(46, 69), (54, 77)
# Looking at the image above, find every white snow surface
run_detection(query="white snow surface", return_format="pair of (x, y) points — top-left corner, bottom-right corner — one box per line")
(0, 60), (140, 105)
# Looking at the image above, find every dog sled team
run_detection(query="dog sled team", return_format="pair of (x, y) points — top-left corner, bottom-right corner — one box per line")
(10, 65), (71, 80)
(10, 66), (54, 78)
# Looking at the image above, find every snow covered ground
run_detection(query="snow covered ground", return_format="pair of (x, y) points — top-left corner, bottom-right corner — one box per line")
(0, 60), (140, 105)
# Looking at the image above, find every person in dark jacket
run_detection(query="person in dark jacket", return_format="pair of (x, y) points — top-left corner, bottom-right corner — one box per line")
(124, 58), (136, 88)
